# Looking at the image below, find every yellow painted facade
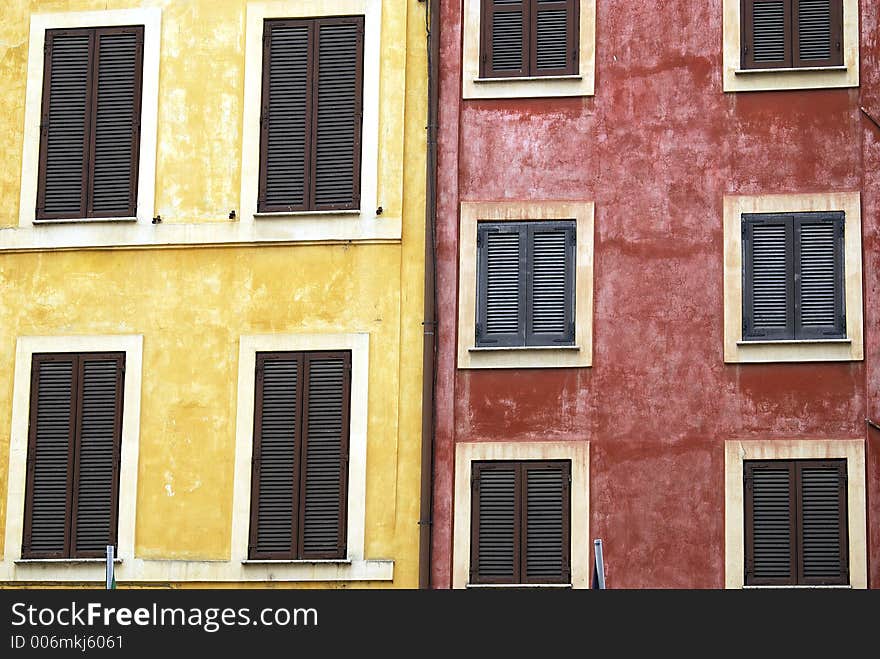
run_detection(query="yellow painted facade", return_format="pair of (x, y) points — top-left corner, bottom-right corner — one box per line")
(0, 0), (427, 587)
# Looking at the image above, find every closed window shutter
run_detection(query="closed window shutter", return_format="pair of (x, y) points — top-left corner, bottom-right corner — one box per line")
(88, 28), (144, 218)
(477, 224), (525, 346)
(250, 354), (302, 559)
(37, 28), (143, 221)
(37, 31), (91, 219)
(72, 355), (125, 557)
(532, 0), (578, 75)
(523, 462), (570, 583)
(743, 216), (794, 340)
(794, 214), (845, 339)
(299, 353), (351, 559)
(744, 462), (796, 585)
(482, 1), (528, 78)
(23, 353), (124, 559)
(742, 0), (792, 68)
(23, 356), (77, 558)
(471, 463), (519, 584)
(260, 21), (311, 212)
(527, 222), (575, 345)
(796, 461), (848, 585)
(313, 19), (364, 210)
(793, 0), (843, 67)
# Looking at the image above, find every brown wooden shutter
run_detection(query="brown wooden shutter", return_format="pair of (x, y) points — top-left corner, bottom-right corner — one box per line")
(71, 354), (125, 557)
(23, 353), (124, 559)
(482, 0), (528, 78)
(299, 352), (351, 559)
(743, 215), (795, 340)
(312, 18), (364, 211)
(37, 30), (92, 220)
(526, 222), (575, 346)
(22, 355), (77, 558)
(531, 0), (578, 75)
(744, 461), (796, 585)
(259, 20), (312, 213)
(471, 462), (519, 584)
(477, 224), (525, 346)
(742, 0), (792, 69)
(249, 353), (302, 559)
(796, 460), (848, 585)
(88, 27), (144, 218)
(794, 213), (845, 340)
(523, 462), (570, 583)
(793, 0), (843, 67)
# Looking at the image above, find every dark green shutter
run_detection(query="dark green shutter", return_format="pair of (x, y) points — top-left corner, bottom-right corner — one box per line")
(743, 216), (794, 340)
(527, 223), (575, 345)
(523, 462), (570, 583)
(794, 214), (845, 339)
(744, 462), (796, 585)
(793, 0), (843, 67)
(471, 463), (519, 584)
(482, 1), (527, 78)
(797, 461), (848, 585)
(300, 353), (351, 559)
(477, 224), (525, 346)
(249, 354), (302, 559)
(532, 0), (578, 75)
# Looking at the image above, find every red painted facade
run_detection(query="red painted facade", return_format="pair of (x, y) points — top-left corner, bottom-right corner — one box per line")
(432, 1), (880, 588)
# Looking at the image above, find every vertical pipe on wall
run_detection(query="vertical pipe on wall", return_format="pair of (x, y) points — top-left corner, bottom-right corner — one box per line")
(418, 0), (440, 590)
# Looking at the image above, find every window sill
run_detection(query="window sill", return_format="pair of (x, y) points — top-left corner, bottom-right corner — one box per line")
(474, 75), (582, 84)
(33, 217), (138, 224)
(743, 584), (851, 589)
(466, 583), (572, 589)
(254, 210), (362, 219)
(469, 345), (580, 352)
(15, 558), (123, 565)
(241, 559), (352, 565)
(735, 66), (848, 75)
(737, 338), (851, 346)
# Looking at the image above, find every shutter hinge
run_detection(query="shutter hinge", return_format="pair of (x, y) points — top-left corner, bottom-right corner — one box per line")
(569, 232), (576, 246)
(475, 322), (481, 338)
(837, 223), (845, 239)
(476, 231), (483, 248)
(569, 321), (575, 337)
(471, 471), (478, 486)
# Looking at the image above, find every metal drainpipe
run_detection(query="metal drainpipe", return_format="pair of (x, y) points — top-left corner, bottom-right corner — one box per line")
(418, 0), (440, 590)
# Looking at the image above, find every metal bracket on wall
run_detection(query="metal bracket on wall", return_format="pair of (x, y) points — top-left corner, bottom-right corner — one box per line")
(860, 107), (880, 132)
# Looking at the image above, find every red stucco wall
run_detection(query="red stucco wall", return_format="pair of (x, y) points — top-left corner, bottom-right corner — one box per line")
(432, 1), (880, 588)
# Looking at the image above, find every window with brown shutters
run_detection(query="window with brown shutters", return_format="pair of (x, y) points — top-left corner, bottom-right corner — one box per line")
(480, 0), (579, 78)
(742, 211), (845, 341)
(22, 353), (125, 559)
(744, 459), (848, 586)
(476, 220), (576, 347)
(258, 17), (364, 213)
(36, 27), (144, 221)
(249, 351), (351, 560)
(470, 460), (571, 585)
(741, 0), (843, 69)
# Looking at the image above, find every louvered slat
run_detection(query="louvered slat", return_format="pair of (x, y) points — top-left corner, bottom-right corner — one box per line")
(529, 225), (573, 343)
(252, 357), (299, 556)
(40, 33), (90, 218)
(484, 231), (522, 339)
(751, 0), (788, 64)
(314, 20), (362, 209)
(73, 357), (122, 555)
(25, 358), (75, 556)
(301, 354), (350, 558)
(749, 466), (794, 581)
(489, 1), (525, 75)
(747, 221), (791, 337)
(799, 464), (846, 582)
(525, 465), (568, 581)
(476, 465), (517, 581)
(797, 0), (831, 61)
(262, 23), (310, 211)
(90, 29), (142, 216)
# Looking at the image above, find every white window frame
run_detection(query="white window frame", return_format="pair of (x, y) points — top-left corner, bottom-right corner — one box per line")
(18, 8), (161, 227)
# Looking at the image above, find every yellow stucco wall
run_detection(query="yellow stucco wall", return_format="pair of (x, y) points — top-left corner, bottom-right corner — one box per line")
(0, 0), (427, 587)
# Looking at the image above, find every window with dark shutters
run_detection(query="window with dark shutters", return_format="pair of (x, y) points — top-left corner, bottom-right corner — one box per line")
(22, 353), (125, 559)
(249, 351), (351, 560)
(744, 459), (848, 586)
(741, 0), (843, 69)
(470, 461), (570, 585)
(259, 17), (364, 213)
(37, 27), (144, 221)
(476, 220), (576, 347)
(480, 0), (579, 78)
(742, 211), (845, 341)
